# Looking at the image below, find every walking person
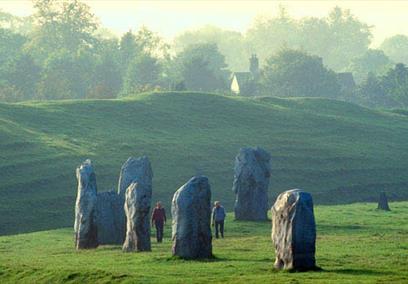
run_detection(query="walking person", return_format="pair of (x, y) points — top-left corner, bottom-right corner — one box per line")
(212, 201), (226, 239)
(151, 201), (166, 243)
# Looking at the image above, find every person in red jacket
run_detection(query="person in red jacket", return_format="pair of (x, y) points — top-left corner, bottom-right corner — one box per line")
(151, 201), (166, 243)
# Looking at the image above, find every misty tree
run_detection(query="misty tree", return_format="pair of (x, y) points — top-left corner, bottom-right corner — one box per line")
(37, 49), (95, 100)
(3, 54), (41, 100)
(174, 25), (248, 71)
(27, 0), (99, 62)
(323, 7), (372, 70)
(260, 49), (342, 98)
(119, 30), (139, 72)
(347, 49), (393, 83)
(246, 6), (372, 72)
(245, 6), (300, 64)
(380, 35), (408, 65)
(0, 28), (40, 101)
(355, 73), (389, 108)
(174, 43), (229, 92)
(88, 53), (122, 99)
(122, 53), (161, 94)
(355, 64), (408, 108)
(0, 9), (33, 35)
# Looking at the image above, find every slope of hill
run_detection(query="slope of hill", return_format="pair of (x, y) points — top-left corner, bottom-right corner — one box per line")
(0, 202), (407, 283)
(1, 92), (408, 235)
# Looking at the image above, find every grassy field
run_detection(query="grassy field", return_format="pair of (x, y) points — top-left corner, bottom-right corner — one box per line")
(1, 92), (408, 235)
(0, 202), (407, 283)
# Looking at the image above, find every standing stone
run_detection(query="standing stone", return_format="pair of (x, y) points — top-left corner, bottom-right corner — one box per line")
(117, 156), (153, 243)
(122, 181), (152, 252)
(377, 191), (391, 211)
(96, 190), (123, 244)
(74, 159), (98, 249)
(271, 189), (317, 271)
(232, 147), (271, 220)
(171, 176), (212, 259)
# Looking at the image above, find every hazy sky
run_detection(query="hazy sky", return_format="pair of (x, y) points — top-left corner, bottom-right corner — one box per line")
(1, 1), (407, 46)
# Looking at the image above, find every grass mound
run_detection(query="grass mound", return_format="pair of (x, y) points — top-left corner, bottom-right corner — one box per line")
(1, 92), (408, 234)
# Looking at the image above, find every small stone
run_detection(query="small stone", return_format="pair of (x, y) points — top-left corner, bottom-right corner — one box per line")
(122, 182), (152, 252)
(271, 189), (317, 271)
(377, 191), (391, 211)
(232, 147), (271, 221)
(74, 159), (98, 249)
(171, 176), (212, 259)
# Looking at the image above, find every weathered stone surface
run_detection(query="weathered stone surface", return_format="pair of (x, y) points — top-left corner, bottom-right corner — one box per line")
(117, 156), (153, 243)
(232, 147), (271, 220)
(122, 181), (152, 252)
(271, 189), (317, 271)
(378, 191), (391, 211)
(171, 176), (212, 259)
(74, 159), (98, 249)
(118, 156), (153, 196)
(96, 190), (123, 244)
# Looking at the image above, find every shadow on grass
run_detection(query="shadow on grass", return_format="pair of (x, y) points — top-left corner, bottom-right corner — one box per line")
(317, 224), (365, 233)
(328, 268), (391, 276)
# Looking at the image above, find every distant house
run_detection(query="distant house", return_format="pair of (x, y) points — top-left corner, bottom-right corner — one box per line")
(230, 55), (260, 96)
(336, 72), (356, 92)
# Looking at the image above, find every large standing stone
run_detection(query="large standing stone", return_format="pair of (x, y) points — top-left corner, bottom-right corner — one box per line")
(171, 176), (212, 259)
(96, 191), (123, 244)
(232, 147), (271, 220)
(117, 156), (153, 243)
(271, 189), (317, 271)
(74, 159), (98, 249)
(123, 181), (152, 252)
(377, 191), (391, 211)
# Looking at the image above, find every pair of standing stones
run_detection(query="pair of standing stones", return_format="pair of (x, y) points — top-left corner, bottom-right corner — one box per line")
(233, 147), (317, 271)
(74, 156), (153, 251)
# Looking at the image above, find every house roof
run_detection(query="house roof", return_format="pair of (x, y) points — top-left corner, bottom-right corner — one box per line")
(232, 72), (253, 85)
(336, 72), (356, 90)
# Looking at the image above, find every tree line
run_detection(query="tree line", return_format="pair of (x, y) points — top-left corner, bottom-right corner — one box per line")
(1, 0), (408, 109)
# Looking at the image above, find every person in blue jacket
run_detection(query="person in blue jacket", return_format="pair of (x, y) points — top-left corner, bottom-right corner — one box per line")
(212, 201), (226, 238)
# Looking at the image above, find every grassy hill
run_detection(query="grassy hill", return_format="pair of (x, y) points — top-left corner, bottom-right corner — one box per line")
(0, 202), (407, 283)
(1, 92), (408, 235)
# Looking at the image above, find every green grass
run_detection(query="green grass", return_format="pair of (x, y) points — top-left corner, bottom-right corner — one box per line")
(1, 92), (408, 235)
(0, 202), (407, 283)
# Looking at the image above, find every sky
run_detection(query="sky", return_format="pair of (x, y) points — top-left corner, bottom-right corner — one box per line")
(0, 1), (407, 46)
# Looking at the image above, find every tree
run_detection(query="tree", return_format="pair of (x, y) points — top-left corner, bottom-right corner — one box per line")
(119, 30), (139, 71)
(173, 43), (229, 92)
(323, 6), (372, 70)
(354, 73), (389, 107)
(348, 49), (393, 83)
(134, 26), (169, 59)
(174, 25), (248, 71)
(87, 54), (122, 99)
(381, 63), (408, 107)
(246, 6), (372, 72)
(260, 49), (342, 98)
(27, 0), (99, 62)
(245, 6), (300, 64)
(37, 49), (95, 100)
(3, 54), (41, 100)
(355, 64), (408, 108)
(122, 53), (161, 94)
(0, 28), (39, 101)
(380, 35), (408, 65)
